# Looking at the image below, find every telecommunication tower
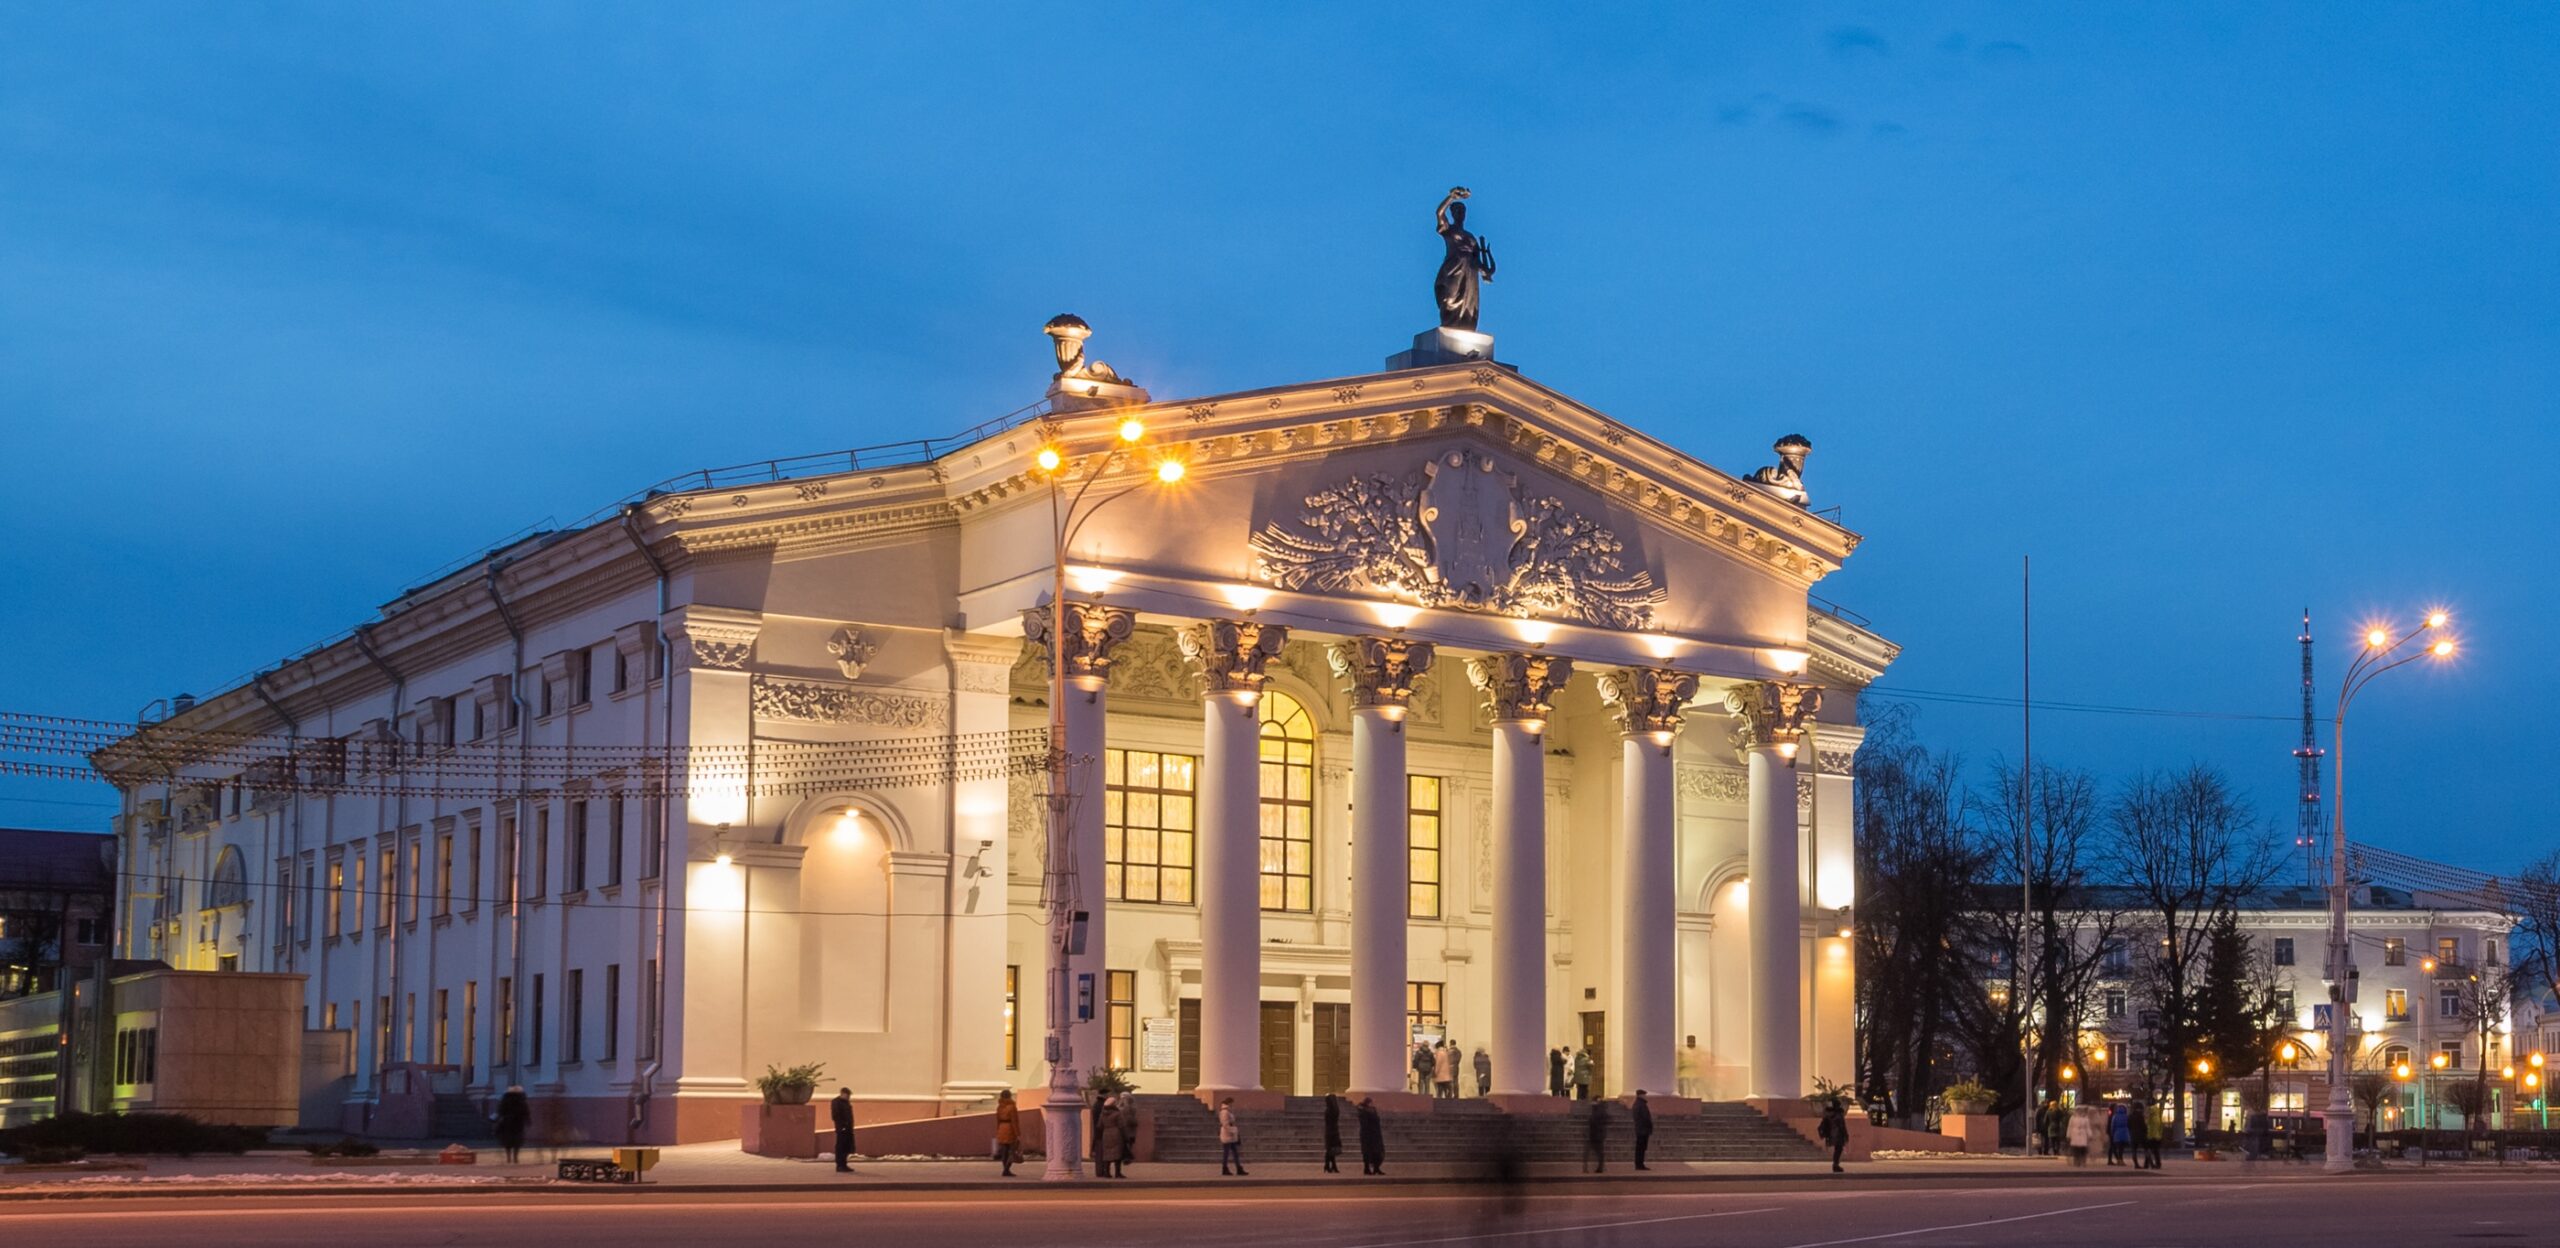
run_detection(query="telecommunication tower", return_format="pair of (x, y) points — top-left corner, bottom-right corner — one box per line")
(2293, 609), (2326, 886)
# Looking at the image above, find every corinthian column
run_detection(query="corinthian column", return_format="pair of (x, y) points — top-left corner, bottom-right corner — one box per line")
(1599, 666), (1697, 1101)
(1180, 619), (1289, 1098)
(1726, 679), (1821, 1101)
(1021, 602), (1134, 1084)
(1330, 636), (1435, 1100)
(1469, 652), (1573, 1099)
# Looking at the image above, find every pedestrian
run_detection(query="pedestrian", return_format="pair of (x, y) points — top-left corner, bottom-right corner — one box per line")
(1631, 1089), (1655, 1170)
(2066, 1104), (2093, 1168)
(1357, 1096), (1386, 1175)
(1322, 1092), (1343, 1174)
(2107, 1102), (2130, 1167)
(993, 1089), (1021, 1177)
(1818, 1100), (1849, 1173)
(493, 1085), (529, 1165)
(1676, 1037), (1700, 1099)
(1218, 1096), (1248, 1176)
(1434, 1041), (1458, 1099)
(830, 1087), (858, 1173)
(1571, 1046), (1593, 1101)
(1583, 1098), (1609, 1173)
(2126, 1098), (2153, 1170)
(1473, 1046), (1492, 1097)
(1413, 1042), (1436, 1095)
(1094, 1095), (1127, 1178)
(2142, 1100), (2165, 1169)
(1548, 1047), (1568, 1098)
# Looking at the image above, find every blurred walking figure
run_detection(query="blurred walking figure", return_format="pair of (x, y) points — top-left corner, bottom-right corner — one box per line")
(1548, 1048), (1567, 1098)
(1631, 1090), (1655, 1170)
(1676, 1038), (1700, 1098)
(1818, 1100), (1850, 1174)
(493, 1085), (529, 1165)
(830, 1087), (857, 1174)
(1218, 1097), (1248, 1176)
(1472, 1046), (1492, 1097)
(1322, 1093), (1343, 1174)
(1357, 1097), (1386, 1175)
(1434, 1041), (1459, 1099)
(2107, 1102), (2130, 1166)
(1583, 1099), (1610, 1172)
(2067, 1104), (2095, 1167)
(1570, 1047), (1593, 1101)
(993, 1089), (1021, 1177)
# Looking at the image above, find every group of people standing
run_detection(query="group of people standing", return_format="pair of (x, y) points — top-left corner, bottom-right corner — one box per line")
(1410, 1039), (1491, 1097)
(2040, 1098), (2162, 1169)
(1545, 1045), (1595, 1099)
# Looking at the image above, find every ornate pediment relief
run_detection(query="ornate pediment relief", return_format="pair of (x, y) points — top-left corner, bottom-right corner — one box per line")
(1249, 448), (1665, 630)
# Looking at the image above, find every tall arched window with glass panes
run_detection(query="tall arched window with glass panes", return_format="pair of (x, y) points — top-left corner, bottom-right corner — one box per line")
(1257, 691), (1315, 911)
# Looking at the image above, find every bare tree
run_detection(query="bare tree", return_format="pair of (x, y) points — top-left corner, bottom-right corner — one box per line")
(2107, 764), (2283, 1139)
(1852, 704), (1988, 1126)
(2509, 852), (2560, 1015)
(1963, 762), (2125, 1113)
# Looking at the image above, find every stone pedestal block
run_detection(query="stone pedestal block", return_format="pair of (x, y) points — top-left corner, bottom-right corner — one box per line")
(740, 1102), (818, 1158)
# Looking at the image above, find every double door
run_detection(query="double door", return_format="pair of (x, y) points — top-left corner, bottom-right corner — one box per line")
(1177, 998), (1351, 1094)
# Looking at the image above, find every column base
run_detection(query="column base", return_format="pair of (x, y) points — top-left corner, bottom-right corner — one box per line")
(1345, 1090), (1437, 1113)
(1486, 1093), (1574, 1116)
(1191, 1087), (1288, 1111)
(1621, 1093), (1703, 1117)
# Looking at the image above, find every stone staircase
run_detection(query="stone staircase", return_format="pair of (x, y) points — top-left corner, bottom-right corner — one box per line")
(428, 1092), (492, 1142)
(1132, 1095), (1823, 1165)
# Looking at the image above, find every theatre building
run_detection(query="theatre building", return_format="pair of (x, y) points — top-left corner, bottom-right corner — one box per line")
(97, 320), (1895, 1142)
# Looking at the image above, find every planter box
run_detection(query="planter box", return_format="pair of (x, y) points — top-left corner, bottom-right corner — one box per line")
(741, 1103), (819, 1158)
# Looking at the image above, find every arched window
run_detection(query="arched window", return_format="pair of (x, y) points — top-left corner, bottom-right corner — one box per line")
(206, 847), (249, 909)
(1257, 691), (1315, 912)
(2383, 1044), (2412, 1069)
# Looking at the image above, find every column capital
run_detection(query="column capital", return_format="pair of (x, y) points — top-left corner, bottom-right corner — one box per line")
(1598, 666), (1700, 738)
(1468, 652), (1574, 724)
(663, 607), (763, 671)
(1329, 636), (1437, 713)
(1178, 619), (1291, 696)
(1724, 680), (1823, 752)
(1020, 601), (1136, 683)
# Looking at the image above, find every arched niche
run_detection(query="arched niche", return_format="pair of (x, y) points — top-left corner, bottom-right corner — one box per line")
(782, 795), (906, 1033)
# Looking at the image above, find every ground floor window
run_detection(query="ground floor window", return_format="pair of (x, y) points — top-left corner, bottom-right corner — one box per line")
(1107, 969), (1137, 1071)
(112, 1026), (158, 1086)
(1406, 981), (1445, 1041)
(1104, 749), (1196, 904)
(1003, 965), (1020, 1070)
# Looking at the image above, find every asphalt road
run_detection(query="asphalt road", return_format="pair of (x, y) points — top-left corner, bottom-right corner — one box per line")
(2, 1174), (2549, 1247)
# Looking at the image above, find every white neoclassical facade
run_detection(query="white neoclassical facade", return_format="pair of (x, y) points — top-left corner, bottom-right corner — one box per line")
(98, 328), (1894, 1141)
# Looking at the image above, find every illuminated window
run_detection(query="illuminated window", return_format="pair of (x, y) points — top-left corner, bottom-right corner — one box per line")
(2437, 936), (2460, 966)
(2384, 938), (2405, 966)
(1407, 775), (1443, 919)
(1406, 981), (1445, 1039)
(1106, 970), (1136, 1071)
(1003, 965), (1020, 1070)
(326, 859), (344, 936)
(435, 832), (454, 916)
(2386, 988), (2410, 1022)
(1103, 749), (1196, 904)
(1258, 691), (1316, 912)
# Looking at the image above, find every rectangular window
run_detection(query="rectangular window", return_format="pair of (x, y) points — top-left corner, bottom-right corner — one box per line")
(2277, 989), (2295, 1017)
(323, 1001), (339, 1031)
(1105, 969), (1136, 1071)
(2438, 936), (2460, 966)
(498, 816), (518, 908)
(376, 995), (392, 1065)
(1004, 965), (1020, 1071)
(2100, 938), (2130, 975)
(326, 860), (345, 936)
(2106, 1040), (2129, 1071)
(574, 649), (593, 706)
(530, 973), (546, 1066)
(2272, 937), (2295, 966)
(113, 1026), (158, 1086)
(498, 977), (515, 1066)
(613, 647), (630, 694)
(74, 917), (102, 946)
(2439, 986), (2462, 1019)
(404, 993), (416, 1062)
(642, 798), (664, 880)
(1407, 774), (1443, 919)
(641, 958), (659, 1061)
(531, 807), (550, 899)
(2439, 1040), (2464, 1066)
(462, 981), (477, 1081)
(2386, 988), (2410, 1021)
(465, 821), (483, 913)
(604, 963), (621, 1062)
(378, 847), (395, 928)
(565, 968), (585, 1063)
(2384, 937), (2405, 966)
(435, 832), (454, 916)
(2485, 937), (2501, 967)
(539, 676), (554, 719)
(568, 800), (589, 893)
(2104, 988), (2127, 1019)
(607, 797), (626, 887)
(1102, 748), (1196, 904)
(402, 837), (420, 923)
(434, 988), (450, 1065)
(1406, 981), (1446, 1040)
(471, 699), (486, 741)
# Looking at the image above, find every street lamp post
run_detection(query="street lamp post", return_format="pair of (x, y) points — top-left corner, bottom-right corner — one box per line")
(2321, 611), (2456, 1173)
(1031, 417), (1184, 1181)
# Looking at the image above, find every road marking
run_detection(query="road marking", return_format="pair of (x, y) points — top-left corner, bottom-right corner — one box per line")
(1775, 1199), (2135, 1247)
(1332, 1205), (1782, 1248)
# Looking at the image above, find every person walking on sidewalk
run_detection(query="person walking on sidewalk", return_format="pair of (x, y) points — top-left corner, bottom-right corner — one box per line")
(1473, 1046), (1492, 1097)
(1093, 1096), (1127, 1179)
(1322, 1092), (1343, 1173)
(1218, 1097), (1248, 1176)
(993, 1089), (1021, 1177)
(830, 1087), (858, 1173)
(1570, 1047), (1593, 1101)
(1357, 1097), (1386, 1175)
(493, 1085), (529, 1165)
(1582, 1099), (1610, 1172)
(1631, 1089), (1655, 1170)
(1548, 1048), (1568, 1098)
(1818, 1100), (1849, 1173)
(2108, 1102), (2130, 1166)
(1434, 1041), (1459, 1099)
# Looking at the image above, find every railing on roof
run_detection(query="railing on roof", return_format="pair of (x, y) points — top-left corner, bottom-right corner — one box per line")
(1808, 593), (1872, 630)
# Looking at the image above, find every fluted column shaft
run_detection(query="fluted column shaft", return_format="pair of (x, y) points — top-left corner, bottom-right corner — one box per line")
(1728, 680), (1820, 1101)
(1334, 637), (1434, 1098)
(1183, 620), (1289, 1094)
(1601, 665), (1695, 1099)
(1471, 653), (1572, 1097)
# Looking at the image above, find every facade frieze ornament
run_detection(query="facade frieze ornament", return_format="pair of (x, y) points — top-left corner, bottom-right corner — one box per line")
(664, 611), (762, 671)
(751, 675), (949, 731)
(1328, 636), (1437, 711)
(1467, 652), (1574, 723)
(1598, 666), (1700, 738)
(1177, 619), (1292, 696)
(1724, 680), (1823, 755)
(826, 626), (880, 680)
(1020, 602), (1137, 683)
(1249, 448), (1664, 630)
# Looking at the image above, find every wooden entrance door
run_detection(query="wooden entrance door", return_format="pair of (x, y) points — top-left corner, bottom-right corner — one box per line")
(1178, 998), (1200, 1090)
(1580, 1010), (1609, 1097)
(1259, 1001), (1295, 1093)
(1311, 1003), (1350, 1094)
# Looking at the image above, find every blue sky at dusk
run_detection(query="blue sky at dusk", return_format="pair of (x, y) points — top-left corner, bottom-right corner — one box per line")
(3, 5), (2552, 872)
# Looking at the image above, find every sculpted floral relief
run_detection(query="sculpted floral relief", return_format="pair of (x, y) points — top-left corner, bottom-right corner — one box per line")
(1249, 449), (1664, 629)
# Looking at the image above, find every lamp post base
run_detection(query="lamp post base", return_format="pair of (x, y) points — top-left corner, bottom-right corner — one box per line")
(2321, 1106), (2356, 1173)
